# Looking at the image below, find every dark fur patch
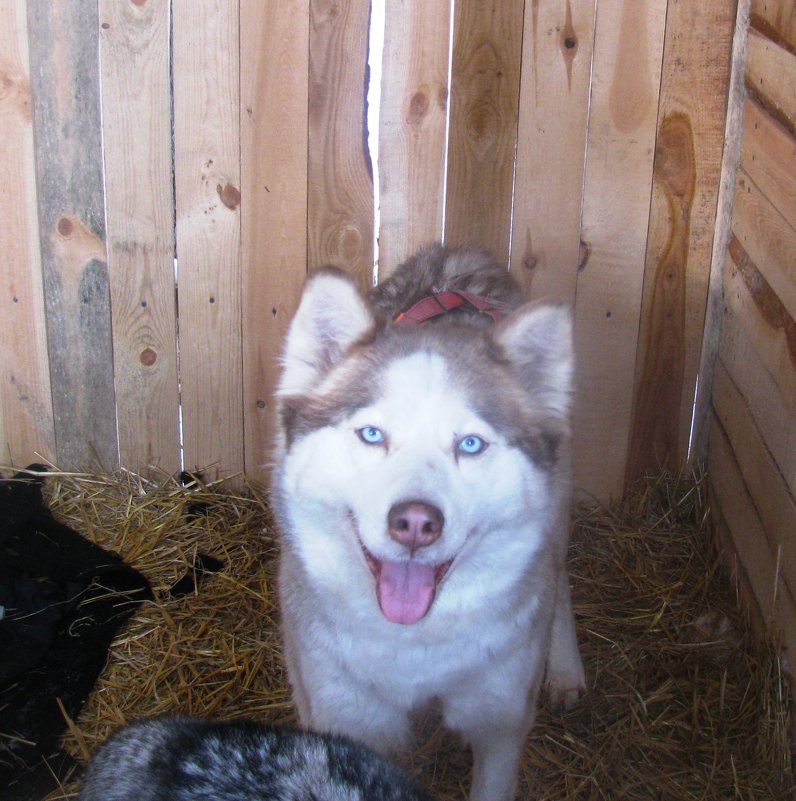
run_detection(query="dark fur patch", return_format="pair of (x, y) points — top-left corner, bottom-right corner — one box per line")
(369, 244), (524, 321)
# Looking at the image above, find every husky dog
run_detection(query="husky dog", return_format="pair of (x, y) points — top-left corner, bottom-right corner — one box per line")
(273, 244), (586, 801)
(78, 715), (434, 800)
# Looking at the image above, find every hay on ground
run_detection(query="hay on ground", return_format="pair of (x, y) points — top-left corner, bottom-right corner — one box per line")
(1, 466), (790, 800)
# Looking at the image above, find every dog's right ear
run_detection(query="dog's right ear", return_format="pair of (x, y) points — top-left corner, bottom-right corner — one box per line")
(277, 267), (375, 395)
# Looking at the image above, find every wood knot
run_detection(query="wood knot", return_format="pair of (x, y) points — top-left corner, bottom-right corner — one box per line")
(139, 348), (157, 366)
(408, 91), (429, 126)
(578, 240), (590, 271)
(217, 182), (241, 210)
(57, 216), (74, 236)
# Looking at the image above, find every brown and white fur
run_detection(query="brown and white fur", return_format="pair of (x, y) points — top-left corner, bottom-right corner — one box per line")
(272, 244), (586, 801)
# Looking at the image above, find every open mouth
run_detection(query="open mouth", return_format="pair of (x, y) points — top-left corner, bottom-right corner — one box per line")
(361, 542), (453, 625)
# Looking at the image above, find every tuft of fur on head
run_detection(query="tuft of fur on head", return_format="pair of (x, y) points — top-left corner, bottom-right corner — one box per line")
(369, 243), (524, 322)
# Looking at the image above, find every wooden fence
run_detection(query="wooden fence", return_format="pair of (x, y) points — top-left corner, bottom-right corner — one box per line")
(705, 0), (796, 664)
(1, 0), (737, 502)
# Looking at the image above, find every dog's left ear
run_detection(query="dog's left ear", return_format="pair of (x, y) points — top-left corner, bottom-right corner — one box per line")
(278, 267), (376, 396)
(491, 302), (573, 417)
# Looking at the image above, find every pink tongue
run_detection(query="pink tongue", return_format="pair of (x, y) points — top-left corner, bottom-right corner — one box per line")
(377, 559), (436, 625)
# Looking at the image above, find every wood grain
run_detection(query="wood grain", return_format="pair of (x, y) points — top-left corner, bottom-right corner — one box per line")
(27, 0), (117, 471)
(746, 26), (796, 132)
(689, 0), (750, 466)
(708, 412), (796, 651)
(444, 0), (524, 263)
(732, 167), (796, 320)
(99, 0), (180, 473)
(722, 236), (796, 424)
(0, 0), (55, 467)
(307, 0), (374, 288)
(571, 0), (667, 502)
(241, 0), (310, 482)
(173, 0), (243, 479)
(709, 481), (796, 663)
(741, 97), (796, 227)
(750, 0), (796, 51)
(378, 0), (450, 276)
(510, 0), (596, 301)
(625, 0), (736, 487)
(712, 360), (796, 590)
(718, 287), (796, 501)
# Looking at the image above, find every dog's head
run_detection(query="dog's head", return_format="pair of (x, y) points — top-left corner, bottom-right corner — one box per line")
(274, 267), (573, 626)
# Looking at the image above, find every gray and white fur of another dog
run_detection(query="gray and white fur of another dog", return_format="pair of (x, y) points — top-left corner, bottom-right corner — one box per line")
(78, 715), (435, 801)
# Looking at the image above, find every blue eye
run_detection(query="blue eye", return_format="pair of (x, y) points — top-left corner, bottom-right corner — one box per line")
(357, 426), (385, 445)
(457, 434), (487, 456)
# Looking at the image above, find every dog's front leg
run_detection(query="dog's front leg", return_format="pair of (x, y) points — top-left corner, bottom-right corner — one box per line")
(467, 721), (530, 801)
(545, 567), (586, 709)
(286, 639), (412, 756)
(443, 660), (543, 801)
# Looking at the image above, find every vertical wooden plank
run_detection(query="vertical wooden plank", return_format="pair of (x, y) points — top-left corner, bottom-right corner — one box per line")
(625, 0), (736, 487)
(173, 0), (243, 478)
(26, 0), (118, 471)
(307, 0), (374, 289)
(241, 0), (310, 482)
(690, 0), (749, 466)
(571, 0), (667, 501)
(444, 0), (524, 263)
(510, 0), (597, 300)
(378, 0), (450, 275)
(99, 0), (180, 473)
(0, 0), (55, 467)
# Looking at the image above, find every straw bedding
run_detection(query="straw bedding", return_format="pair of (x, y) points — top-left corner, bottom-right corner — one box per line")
(7, 467), (791, 800)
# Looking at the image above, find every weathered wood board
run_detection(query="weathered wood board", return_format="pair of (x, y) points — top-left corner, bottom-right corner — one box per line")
(571, 0), (668, 501)
(0, 0), (55, 467)
(741, 97), (796, 231)
(444, 0), (524, 264)
(378, 0), (450, 275)
(732, 167), (796, 320)
(720, 239), (796, 495)
(173, 0), (244, 478)
(27, 0), (118, 471)
(750, 0), (796, 51)
(709, 416), (796, 658)
(626, 0), (736, 487)
(307, 0), (374, 289)
(240, 0), (310, 482)
(509, 0), (596, 302)
(746, 25), (796, 132)
(99, 0), (180, 473)
(690, 0), (750, 468)
(712, 360), (796, 591)
(705, 0), (796, 662)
